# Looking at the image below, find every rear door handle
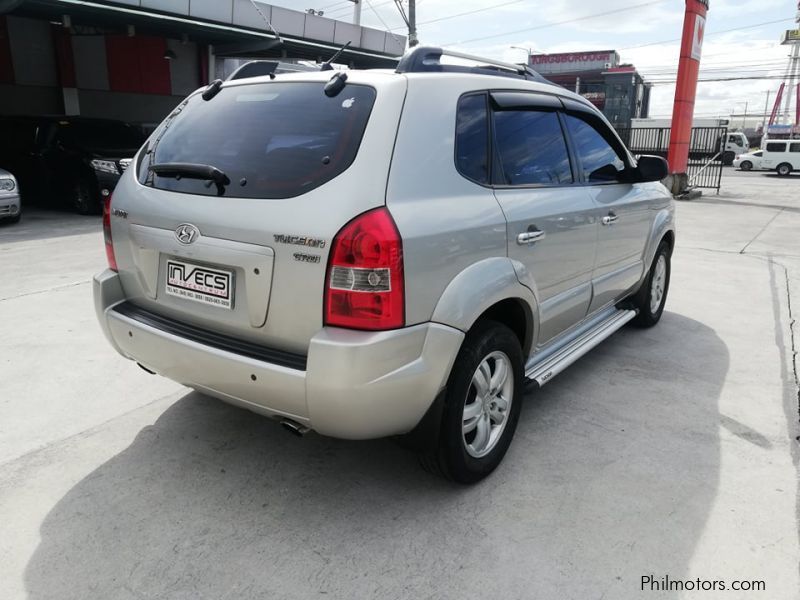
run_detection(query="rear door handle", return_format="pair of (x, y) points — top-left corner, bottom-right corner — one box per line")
(517, 230), (546, 245)
(601, 213), (619, 226)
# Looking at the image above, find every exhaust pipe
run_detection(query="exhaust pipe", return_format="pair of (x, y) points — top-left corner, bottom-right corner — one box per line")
(280, 418), (310, 437)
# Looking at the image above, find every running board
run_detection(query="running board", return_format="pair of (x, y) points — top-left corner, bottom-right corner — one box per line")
(525, 309), (637, 386)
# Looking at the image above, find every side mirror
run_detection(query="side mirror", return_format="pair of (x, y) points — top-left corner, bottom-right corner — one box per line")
(588, 163), (621, 182)
(634, 155), (669, 183)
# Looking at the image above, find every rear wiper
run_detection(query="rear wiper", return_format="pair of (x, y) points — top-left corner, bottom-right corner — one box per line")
(149, 162), (230, 196)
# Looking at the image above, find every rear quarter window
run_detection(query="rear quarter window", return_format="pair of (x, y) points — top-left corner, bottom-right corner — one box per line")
(455, 93), (489, 185)
(140, 82), (376, 199)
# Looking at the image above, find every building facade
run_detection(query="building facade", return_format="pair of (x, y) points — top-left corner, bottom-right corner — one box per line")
(530, 50), (651, 129)
(0, 0), (404, 124)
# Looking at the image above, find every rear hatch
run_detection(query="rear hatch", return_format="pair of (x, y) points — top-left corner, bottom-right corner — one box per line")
(109, 72), (407, 355)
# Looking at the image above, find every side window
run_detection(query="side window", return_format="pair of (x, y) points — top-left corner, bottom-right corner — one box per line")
(455, 94), (489, 184)
(728, 135), (738, 144)
(492, 110), (572, 186)
(564, 114), (626, 182)
(766, 142), (786, 153)
(790, 143), (800, 153)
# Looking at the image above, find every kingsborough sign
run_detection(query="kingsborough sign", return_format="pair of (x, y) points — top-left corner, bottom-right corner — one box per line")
(530, 50), (619, 73)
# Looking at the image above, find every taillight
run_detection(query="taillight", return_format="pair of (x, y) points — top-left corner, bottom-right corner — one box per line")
(324, 207), (404, 330)
(102, 195), (117, 271)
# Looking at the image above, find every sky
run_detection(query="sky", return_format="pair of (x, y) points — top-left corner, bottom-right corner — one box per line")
(269, 0), (800, 127)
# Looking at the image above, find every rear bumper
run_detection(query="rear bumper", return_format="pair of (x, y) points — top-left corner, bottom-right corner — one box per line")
(94, 270), (464, 439)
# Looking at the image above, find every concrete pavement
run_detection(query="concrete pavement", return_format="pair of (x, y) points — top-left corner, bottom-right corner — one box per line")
(0, 170), (798, 599)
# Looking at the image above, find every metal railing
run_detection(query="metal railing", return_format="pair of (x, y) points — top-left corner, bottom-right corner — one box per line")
(616, 126), (727, 192)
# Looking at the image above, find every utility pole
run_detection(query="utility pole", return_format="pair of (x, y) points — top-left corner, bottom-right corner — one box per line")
(741, 101), (748, 129)
(667, 0), (709, 194)
(352, 0), (361, 25)
(408, 0), (417, 47)
(762, 90), (771, 130)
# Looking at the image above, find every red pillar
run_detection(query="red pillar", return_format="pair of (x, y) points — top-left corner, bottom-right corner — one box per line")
(769, 83), (785, 126)
(795, 83), (799, 125)
(668, 0), (709, 174)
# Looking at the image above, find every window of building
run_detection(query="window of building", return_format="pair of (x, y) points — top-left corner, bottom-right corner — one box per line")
(492, 110), (572, 186)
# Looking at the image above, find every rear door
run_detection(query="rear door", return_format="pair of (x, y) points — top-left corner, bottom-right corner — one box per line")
(561, 105), (653, 312)
(110, 75), (406, 355)
(790, 142), (800, 169)
(762, 141), (787, 169)
(488, 92), (598, 345)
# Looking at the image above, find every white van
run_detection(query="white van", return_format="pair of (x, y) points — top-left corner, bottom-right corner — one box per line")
(760, 140), (800, 176)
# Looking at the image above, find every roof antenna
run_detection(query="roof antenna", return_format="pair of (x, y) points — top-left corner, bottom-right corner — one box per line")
(321, 41), (351, 71)
(249, 0), (283, 46)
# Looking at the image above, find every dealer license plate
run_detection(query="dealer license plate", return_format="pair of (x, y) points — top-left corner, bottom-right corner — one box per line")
(165, 259), (234, 309)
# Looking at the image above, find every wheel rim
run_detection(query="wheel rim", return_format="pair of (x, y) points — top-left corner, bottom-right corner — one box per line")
(742, 162), (752, 171)
(462, 350), (514, 459)
(650, 254), (667, 314)
(779, 165), (789, 175)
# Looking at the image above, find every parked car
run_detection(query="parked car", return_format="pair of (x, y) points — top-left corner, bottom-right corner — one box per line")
(0, 167), (21, 223)
(94, 47), (675, 483)
(0, 116), (145, 214)
(733, 150), (763, 171)
(759, 140), (800, 176)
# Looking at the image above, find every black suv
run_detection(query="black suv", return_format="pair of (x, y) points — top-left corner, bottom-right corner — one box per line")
(0, 116), (145, 214)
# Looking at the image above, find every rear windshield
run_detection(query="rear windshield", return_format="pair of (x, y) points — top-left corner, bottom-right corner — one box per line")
(139, 81), (376, 199)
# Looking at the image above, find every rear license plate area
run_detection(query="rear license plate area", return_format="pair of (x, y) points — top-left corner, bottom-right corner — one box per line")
(165, 259), (234, 309)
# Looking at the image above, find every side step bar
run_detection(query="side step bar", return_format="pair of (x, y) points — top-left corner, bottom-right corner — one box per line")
(525, 309), (637, 387)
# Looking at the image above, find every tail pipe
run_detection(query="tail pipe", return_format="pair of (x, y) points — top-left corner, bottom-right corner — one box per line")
(280, 418), (310, 437)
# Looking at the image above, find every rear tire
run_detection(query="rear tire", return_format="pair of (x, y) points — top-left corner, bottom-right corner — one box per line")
(419, 320), (523, 484)
(777, 163), (792, 177)
(722, 151), (735, 166)
(72, 179), (101, 215)
(739, 161), (753, 171)
(631, 240), (671, 328)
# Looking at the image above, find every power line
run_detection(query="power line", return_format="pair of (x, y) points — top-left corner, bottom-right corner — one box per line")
(440, 0), (671, 46)
(388, 0), (528, 31)
(363, 0), (405, 44)
(316, 0), (353, 11)
(619, 17), (797, 51)
(325, 0), (394, 18)
(647, 74), (795, 84)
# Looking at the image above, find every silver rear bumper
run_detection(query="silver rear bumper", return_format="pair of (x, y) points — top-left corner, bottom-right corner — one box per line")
(94, 270), (464, 439)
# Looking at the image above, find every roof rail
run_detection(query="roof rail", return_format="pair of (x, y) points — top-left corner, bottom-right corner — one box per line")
(395, 46), (551, 84)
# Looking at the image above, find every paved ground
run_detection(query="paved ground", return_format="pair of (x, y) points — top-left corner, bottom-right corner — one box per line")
(0, 170), (798, 599)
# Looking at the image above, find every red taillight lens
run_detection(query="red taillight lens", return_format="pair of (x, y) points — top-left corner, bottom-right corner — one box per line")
(102, 195), (118, 272)
(324, 207), (404, 331)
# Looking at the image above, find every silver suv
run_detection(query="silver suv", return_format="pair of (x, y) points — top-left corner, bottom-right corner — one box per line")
(94, 48), (674, 483)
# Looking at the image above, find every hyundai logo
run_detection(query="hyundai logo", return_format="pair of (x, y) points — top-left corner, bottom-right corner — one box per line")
(175, 223), (200, 245)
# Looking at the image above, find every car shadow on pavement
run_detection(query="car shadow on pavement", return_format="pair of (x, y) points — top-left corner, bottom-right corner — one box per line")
(24, 312), (728, 599)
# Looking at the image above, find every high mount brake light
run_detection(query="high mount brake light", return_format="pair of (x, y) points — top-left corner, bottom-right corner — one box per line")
(103, 195), (117, 272)
(324, 207), (404, 331)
